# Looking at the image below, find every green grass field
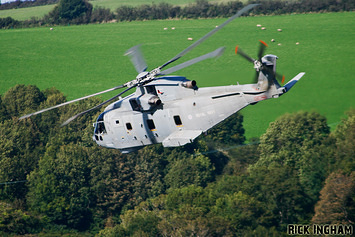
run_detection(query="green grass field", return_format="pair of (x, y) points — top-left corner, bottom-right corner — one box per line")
(1, 12), (354, 139)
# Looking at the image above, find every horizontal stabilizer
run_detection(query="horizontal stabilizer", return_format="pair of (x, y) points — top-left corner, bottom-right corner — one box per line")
(284, 72), (305, 92)
(162, 130), (202, 147)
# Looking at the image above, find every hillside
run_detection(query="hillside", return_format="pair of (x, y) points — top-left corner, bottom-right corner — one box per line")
(0, 0), (242, 20)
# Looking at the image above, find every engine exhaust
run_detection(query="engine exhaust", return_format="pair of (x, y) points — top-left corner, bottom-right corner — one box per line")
(148, 95), (162, 106)
(182, 80), (197, 89)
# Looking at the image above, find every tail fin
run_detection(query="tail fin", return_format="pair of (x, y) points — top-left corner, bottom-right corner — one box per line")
(284, 73), (305, 92)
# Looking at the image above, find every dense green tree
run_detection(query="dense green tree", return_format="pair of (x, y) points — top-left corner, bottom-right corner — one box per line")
(330, 109), (355, 173)
(222, 142), (260, 175)
(0, 85), (68, 202)
(2, 84), (45, 118)
(211, 191), (262, 232)
(182, 0), (211, 19)
(89, 148), (135, 219)
(0, 201), (41, 235)
(250, 111), (332, 201)
(129, 145), (168, 206)
(203, 112), (245, 147)
(34, 87), (67, 137)
(58, 0), (91, 20)
(0, 119), (42, 201)
(27, 144), (93, 230)
(100, 183), (262, 236)
(0, 17), (19, 29)
(164, 152), (215, 189)
(312, 171), (355, 224)
(0, 96), (9, 122)
(247, 165), (313, 230)
(47, 0), (92, 24)
(116, 5), (136, 22)
(120, 208), (161, 236)
(90, 6), (114, 23)
(255, 111), (330, 167)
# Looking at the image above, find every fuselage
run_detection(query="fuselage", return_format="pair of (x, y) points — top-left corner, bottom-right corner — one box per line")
(93, 75), (286, 153)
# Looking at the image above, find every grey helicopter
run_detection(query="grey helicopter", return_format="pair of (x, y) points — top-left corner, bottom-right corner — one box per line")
(20, 4), (305, 153)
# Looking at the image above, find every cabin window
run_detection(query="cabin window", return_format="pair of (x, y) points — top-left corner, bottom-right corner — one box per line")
(126, 122), (132, 130)
(115, 120), (120, 124)
(129, 98), (141, 111)
(145, 85), (157, 96)
(147, 119), (156, 131)
(174, 115), (182, 126)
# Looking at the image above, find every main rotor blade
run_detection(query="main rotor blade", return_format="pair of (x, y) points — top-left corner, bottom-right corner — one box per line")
(159, 47), (225, 76)
(19, 85), (126, 120)
(61, 86), (134, 126)
(160, 4), (258, 69)
(125, 45), (148, 73)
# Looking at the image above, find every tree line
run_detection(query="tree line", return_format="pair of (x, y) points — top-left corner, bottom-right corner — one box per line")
(1, 0), (355, 29)
(0, 84), (353, 235)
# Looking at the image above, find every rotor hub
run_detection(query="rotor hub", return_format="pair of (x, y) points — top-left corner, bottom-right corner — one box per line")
(254, 60), (263, 72)
(136, 71), (149, 80)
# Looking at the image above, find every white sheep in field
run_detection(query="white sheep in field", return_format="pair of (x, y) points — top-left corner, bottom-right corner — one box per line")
(164, 27), (168, 30)
(257, 24), (262, 27)
(188, 37), (193, 41)
(261, 27), (266, 30)
(278, 29), (282, 32)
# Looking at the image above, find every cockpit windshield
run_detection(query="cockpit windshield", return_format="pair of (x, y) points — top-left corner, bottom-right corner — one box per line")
(94, 113), (106, 134)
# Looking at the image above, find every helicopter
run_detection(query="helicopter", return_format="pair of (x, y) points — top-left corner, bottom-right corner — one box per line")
(19, 4), (305, 153)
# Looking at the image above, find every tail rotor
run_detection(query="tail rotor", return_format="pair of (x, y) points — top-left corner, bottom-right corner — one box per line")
(235, 40), (285, 87)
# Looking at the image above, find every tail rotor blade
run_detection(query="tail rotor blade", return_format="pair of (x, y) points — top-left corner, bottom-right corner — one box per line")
(276, 72), (286, 84)
(235, 45), (255, 63)
(258, 40), (268, 61)
(19, 85), (126, 120)
(264, 66), (285, 84)
(61, 86), (134, 126)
